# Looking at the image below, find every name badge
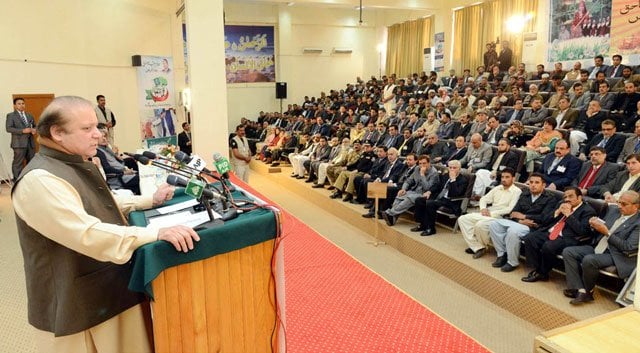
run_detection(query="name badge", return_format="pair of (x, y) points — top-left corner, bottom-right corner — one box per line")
(557, 165), (566, 173)
(473, 158), (481, 163)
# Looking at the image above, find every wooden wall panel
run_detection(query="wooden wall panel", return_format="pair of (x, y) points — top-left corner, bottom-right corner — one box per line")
(151, 239), (276, 353)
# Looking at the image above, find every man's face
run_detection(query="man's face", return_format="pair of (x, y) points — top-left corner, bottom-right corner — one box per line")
(377, 125), (385, 133)
(529, 85), (538, 94)
(331, 138), (339, 146)
(622, 68), (632, 79)
(589, 101), (600, 112)
(403, 130), (411, 139)
(471, 136), (482, 149)
(497, 139), (509, 152)
(476, 113), (487, 122)
(406, 155), (417, 167)
(599, 83), (609, 94)
(319, 139), (327, 146)
(367, 123), (375, 131)
(556, 86), (566, 96)
(387, 150), (398, 162)
(589, 149), (606, 165)
(573, 62), (581, 70)
(416, 129), (425, 138)
(455, 136), (466, 149)
(531, 99), (542, 110)
(427, 113), (436, 122)
(97, 97), (106, 108)
(558, 98), (570, 110)
(354, 143), (362, 152)
(460, 115), (469, 124)
(515, 100), (523, 110)
(574, 85), (583, 95)
(612, 56), (622, 66)
(602, 123), (616, 138)
(488, 118), (499, 129)
(501, 172), (514, 187)
(594, 57), (603, 66)
(554, 63), (562, 71)
(52, 105), (101, 160)
(563, 189), (581, 208)
(627, 157), (640, 175)
(377, 149), (387, 158)
(14, 99), (25, 112)
(98, 131), (109, 146)
(427, 135), (437, 145)
(625, 83), (636, 94)
(418, 158), (430, 169)
(528, 176), (545, 194)
(236, 127), (245, 137)
(618, 193), (639, 216)
(580, 72), (588, 81)
(389, 126), (397, 136)
(554, 141), (570, 158)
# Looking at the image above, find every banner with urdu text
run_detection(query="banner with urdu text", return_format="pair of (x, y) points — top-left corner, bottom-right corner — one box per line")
(548, 0), (640, 65)
(224, 25), (276, 83)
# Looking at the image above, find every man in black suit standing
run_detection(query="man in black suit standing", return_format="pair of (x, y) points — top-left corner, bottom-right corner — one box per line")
(5, 97), (36, 181)
(521, 186), (596, 283)
(177, 122), (192, 155)
(562, 190), (640, 304)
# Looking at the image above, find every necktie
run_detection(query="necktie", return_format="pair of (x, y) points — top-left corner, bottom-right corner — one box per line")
(383, 161), (395, 179)
(597, 138), (608, 148)
(579, 166), (599, 189)
(20, 112), (28, 126)
(548, 216), (566, 240)
(594, 216), (626, 254)
(610, 66), (617, 78)
(437, 179), (451, 199)
(634, 139), (640, 153)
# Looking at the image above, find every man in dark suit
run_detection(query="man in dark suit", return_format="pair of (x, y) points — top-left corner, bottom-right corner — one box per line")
(480, 116), (507, 145)
(409, 160), (469, 236)
(442, 136), (468, 164)
(472, 138), (520, 196)
(601, 153), (640, 203)
(398, 128), (417, 157)
(5, 97), (36, 181)
(541, 139), (582, 190)
(618, 120), (640, 163)
(177, 122), (192, 155)
(362, 153), (418, 217)
(587, 55), (608, 80)
(497, 41), (513, 72)
(521, 187), (596, 282)
(346, 146), (389, 203)
(354, 147), (405, 203)
(610, 82), (640, 118)
(580, 120), (625, 163)
(502, 99), (525, 124)
(605, 54), (625, 78)
(451, 114), (473, 140)
(562, 190), (640, 304)
(572, 146), (619, 198)
(423, 133), (450, 164)
(552, 97), (579, 130)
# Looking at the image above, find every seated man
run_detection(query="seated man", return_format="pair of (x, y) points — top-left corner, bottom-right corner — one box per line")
(571, 146), (618, 198)
(290, 133), (320, 178)
(521, 186), (596, 282)
(95, 129), (140, 195)
(346, 146), (389, 203)
(312, 137), (350, 187)
(618, 120), (640, 163)
(441, 136), (468, 165)
(326, 140), (362, 187)
(378, 154), (439, 224)
(601, 153), (640, 203)
(411, 160), (470, 236)
(330, 143), (375, 200)
(562, 190), (640, 304)
(569, 100), (607, 156)
(354, 147), (404, 204)
(460, 168), (522, 259)
(422, 133), (449, 164)
(304, 136), (331, 182)
(488, 173), (559, 272)
(362, 153), (418, 217)
(541, 139), (581, 191)
(472, 138), (520, 196)
(579, 119), (625, 163)
(459, 133), (493, 172)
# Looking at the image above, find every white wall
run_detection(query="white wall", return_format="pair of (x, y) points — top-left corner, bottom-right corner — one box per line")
(223, 2), (432, 129)
(0, 0), (176, 180)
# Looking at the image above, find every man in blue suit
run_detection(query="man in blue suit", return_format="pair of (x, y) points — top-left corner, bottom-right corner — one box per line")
(541, 139), (581, 191)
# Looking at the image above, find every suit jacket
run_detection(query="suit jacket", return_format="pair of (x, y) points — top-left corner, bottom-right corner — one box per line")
(451, 122), (472, 139)
(509, 190), (560, 229)
(5, 110), (35, 148)
(541, 154), (582, 190)
(424, 141), (449, 161)
(594, 92), (615, 111)
(611, 92), (640, 116)
(604, 212), (640, 278)
(574, 110), (606, 140)
(605, 65), (626, 78)
(571, 161), (619, 198)
(380, 159), (406, 183)
(497, 48), (513, 71)
(401, 166), (439, 194)
(480, 126), (507, 145)
(543, 202), (596, 243)
(443, 146), (468, 163)
(600, 170), (640, 196)
(618, 135), (640, 163)
(434, 173), (469, 215)
(581, 133), (625, 162)
(502, 109), (525, 124)
(552, 108), (579, 129)
(522, 107), (550, 126)
(459, 142), (493, 171)
(369, 157), (390, 179)
(177, 131), (192, 155)
(399, 136), (417, 157)
(487, 149), (519, 172)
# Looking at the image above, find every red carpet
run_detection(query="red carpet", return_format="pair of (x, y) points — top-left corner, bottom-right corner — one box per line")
(235, 177), (490, 352)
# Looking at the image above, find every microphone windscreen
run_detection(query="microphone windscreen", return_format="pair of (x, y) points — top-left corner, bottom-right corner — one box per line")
(142, 151), (157, 159)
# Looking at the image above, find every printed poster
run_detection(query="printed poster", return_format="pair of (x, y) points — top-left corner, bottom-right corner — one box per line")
(135, 56), (178, 141)
(224, 25), (276, 83)
(434, 32), (445, 72)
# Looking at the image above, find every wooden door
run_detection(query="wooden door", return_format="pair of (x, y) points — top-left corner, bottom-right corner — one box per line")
(12, 93), (55, 151)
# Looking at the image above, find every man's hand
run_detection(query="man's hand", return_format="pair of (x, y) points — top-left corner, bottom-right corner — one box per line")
(548, 183), (557, 191)
(422, 190), (432, 199)
(157, 225), (200, 253)
(480, 208), (491, 217)
(397, 189), (407, 197)
(603, 192), (615, 203)
(510, 211), (525, 220)
(152, 184), (175, 207)
(22, 127), (31, 134)
(588, 217), (609, 235)
(519, 219), (537, 227)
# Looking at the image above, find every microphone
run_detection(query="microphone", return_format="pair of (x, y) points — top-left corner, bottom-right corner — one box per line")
(174, 151), (215, 175)
(166, 175), (227, 201)
(212, 152), (231, 179)
(130, 154), (193, 180)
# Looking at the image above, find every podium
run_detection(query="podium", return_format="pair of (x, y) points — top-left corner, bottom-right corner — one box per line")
(129, 189), (280, 353)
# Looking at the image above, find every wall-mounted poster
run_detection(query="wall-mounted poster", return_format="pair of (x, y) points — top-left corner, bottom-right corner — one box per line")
(549, 0), (640, 65)
(135, 56), (178, 142)
(224, 25), (275, 83)
(434, 32), (445, 73)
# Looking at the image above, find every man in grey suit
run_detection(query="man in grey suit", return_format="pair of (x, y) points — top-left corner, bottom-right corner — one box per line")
(562, 190), (640, 304)
(5, 97), (36, 181)
(572, 146), (618, 198)
(521, 97), (550, 127)
(618, 120), (640, 164)
(459, 133), (493, 172)
(602, 153), (640, 203)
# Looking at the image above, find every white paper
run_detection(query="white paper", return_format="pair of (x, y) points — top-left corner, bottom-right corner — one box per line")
(148, 209), (220, 228)
(155, 199), (199, 214)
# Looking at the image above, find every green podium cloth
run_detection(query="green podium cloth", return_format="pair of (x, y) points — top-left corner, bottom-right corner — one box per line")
(128, 188), (277, 298)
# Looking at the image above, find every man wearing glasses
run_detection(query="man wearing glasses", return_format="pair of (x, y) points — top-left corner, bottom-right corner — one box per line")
(579, 119), (625, 163)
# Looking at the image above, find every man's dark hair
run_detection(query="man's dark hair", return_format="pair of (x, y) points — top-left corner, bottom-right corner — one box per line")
(564, 186), (583, 198)
(529, 172), (545, 182)
(13, 97), (24, 105)
(96, 95), (105, 101)
(501, 167), (515, 177)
